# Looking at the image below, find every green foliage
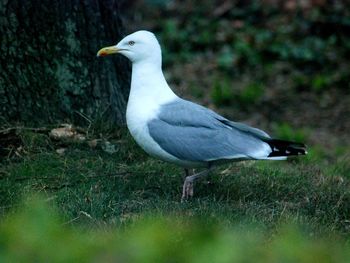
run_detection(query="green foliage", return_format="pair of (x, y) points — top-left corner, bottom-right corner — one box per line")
(311, 74), (332, 92)
(211, 76), (233, 106)
(293, 71), (337, 92)
(211, 80), (264, 107)
(237, 82), (265, 105)
(232, 35), (262, 67)
(144, 0), (350, 100)
(1, 196), (350, 262)
(216, 46), (235, 70)
(272, 122), (308, 143)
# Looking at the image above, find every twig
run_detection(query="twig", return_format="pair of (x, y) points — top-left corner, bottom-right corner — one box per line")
(61, 211), (94, 226)
(74, 111), (92, 138)
(74, 111), (92, 125)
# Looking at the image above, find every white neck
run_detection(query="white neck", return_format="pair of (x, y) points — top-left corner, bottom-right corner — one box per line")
(128, 60), (177, 106)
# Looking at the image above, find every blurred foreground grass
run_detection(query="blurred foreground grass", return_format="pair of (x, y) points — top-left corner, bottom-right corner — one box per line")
(0, 127), (350, 261)
(1, 196), (350, 262)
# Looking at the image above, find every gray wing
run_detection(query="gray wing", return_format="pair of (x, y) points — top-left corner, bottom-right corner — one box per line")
(148, 99), (272, 162)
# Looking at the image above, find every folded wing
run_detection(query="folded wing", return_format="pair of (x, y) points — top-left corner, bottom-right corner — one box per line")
(148, 99), (273, 162)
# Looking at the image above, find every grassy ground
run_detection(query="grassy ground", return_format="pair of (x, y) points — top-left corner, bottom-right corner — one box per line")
(1, 126), (350, 261)
(1, 127), (349, 238)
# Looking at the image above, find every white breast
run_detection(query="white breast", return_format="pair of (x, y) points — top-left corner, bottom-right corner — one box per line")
(126, 96), (159, 152)
(126, 96), (189, 166)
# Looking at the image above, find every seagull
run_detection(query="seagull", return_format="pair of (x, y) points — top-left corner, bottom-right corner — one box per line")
(97, 30), (307, 201)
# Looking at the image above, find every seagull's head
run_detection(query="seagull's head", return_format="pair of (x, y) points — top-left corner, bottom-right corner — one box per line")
(97, 30), (161, 64)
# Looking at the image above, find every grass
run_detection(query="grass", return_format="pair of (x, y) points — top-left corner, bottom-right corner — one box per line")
(3, 196), (350, 263)
(1, 127), (350, 261)
(1, 128), (349, 236)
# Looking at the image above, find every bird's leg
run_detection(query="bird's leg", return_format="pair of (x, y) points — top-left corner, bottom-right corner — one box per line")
(181, 166), (212, 202)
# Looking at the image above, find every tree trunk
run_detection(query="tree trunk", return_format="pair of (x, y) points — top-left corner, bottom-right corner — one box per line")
(0, 0), (130, 126)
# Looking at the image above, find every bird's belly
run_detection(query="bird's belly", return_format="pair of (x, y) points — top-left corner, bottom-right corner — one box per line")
(126, 110), (204, 168)
(126, 118), (165, 158)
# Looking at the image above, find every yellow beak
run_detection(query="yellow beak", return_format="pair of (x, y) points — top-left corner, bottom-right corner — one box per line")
(96, 45), (120, 57)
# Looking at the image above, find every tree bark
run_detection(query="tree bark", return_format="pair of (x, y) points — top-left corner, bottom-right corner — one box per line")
(0, 0), (130, 126)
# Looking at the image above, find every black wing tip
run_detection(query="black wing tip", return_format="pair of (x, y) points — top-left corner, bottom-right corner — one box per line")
(266, 139), (308, 157)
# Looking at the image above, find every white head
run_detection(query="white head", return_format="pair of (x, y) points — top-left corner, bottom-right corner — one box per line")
(97, 30), (162, 65)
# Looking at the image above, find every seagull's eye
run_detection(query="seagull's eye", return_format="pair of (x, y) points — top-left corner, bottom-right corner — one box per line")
(128, 41), (135, 46)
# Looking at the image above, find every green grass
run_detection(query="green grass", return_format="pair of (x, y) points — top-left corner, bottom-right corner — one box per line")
(1, 128), (350, 261)
(2, 196), (350, 262)
(1, 128), (349, 234)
